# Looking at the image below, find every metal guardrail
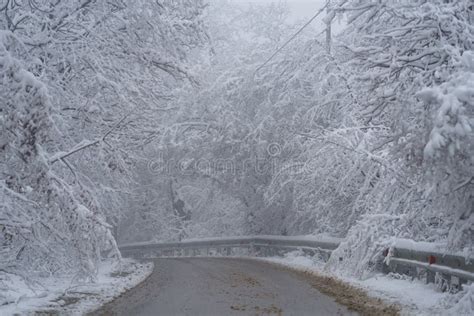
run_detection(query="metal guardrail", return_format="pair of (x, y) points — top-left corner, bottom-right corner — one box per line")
(119, 235), (341, 262)
(119, 235), (473, 292)
(382, 246), (474, 292)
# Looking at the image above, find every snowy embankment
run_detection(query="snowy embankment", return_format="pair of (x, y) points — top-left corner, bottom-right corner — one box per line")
(0, 259), (153, 315)
(262, 251), (474, 315)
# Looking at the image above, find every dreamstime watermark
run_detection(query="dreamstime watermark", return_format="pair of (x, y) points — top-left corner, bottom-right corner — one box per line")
(146, 142), (312, 177)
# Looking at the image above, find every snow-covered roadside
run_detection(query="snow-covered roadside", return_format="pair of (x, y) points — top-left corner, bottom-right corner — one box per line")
(259, 251), (474, 316)
(0, 258), (153, 315)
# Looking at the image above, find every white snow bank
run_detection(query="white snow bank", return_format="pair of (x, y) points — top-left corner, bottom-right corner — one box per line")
(262, 251), (474, 315)
(0, 258), (153, 315)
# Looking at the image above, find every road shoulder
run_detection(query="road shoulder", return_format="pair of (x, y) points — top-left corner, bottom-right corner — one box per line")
(0, 259), (153, 315)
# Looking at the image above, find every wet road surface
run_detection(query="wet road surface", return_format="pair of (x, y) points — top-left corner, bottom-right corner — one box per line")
(91, 258), (358, 316)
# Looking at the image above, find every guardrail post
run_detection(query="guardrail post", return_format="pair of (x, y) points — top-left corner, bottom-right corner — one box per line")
(450, 276), (460, 293)
(249, 242), (255, 256)
(435, 272), (451, 292)
(426, 269), (435, 284)
(380, 249), (390, 274)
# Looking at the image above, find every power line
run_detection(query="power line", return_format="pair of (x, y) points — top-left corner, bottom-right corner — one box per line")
(254, 1), (329, 76)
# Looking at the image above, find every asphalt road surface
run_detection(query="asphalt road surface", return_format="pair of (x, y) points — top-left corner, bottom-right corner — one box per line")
(91, 258), (358, 316)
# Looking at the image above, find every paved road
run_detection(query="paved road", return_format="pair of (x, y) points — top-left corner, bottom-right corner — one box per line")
(92, 258), (357, 316)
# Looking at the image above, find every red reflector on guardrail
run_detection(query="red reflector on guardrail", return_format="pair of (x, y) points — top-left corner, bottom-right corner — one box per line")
(428, 255), (436, 264)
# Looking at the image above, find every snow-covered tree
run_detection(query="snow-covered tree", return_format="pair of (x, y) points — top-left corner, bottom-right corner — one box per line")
(1, 0), (208, 302)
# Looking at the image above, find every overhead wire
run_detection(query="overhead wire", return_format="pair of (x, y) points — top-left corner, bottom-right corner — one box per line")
(253, 1), (329, 76)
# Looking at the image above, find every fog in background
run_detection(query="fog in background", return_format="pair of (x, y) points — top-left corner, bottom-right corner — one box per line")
(240, 0), (325, 21)
(214, 0), (344, 33)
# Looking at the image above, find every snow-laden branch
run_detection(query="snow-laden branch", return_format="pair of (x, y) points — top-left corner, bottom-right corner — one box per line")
(48, 113), (130, 164)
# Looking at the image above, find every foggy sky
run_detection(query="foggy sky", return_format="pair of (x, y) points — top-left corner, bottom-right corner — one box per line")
(240, 0), (326, 21)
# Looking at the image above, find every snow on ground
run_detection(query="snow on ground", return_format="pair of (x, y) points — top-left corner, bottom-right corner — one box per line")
(261, 251), (474, 315)
(0, 258), (153, 315)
